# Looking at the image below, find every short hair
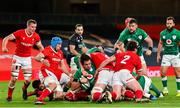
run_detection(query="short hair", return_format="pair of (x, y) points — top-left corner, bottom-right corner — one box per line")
(75, 24), (83, 29)
(27, 19), (37, 26)
(127, 41), (138, 51)
(129, 18), (138, 24)
(166, 16), (175, 23)
(80, 53), (91, 65)
(32, 80), (41, 89)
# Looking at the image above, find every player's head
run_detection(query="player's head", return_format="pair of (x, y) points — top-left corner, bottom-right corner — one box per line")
(128, 18), (138, 33)
(126, 41), (138, 51)
(32, 80), (41, 89)
(166, 16), (175, 30)
(80, 54), (92, 70)
(125, 17), (133, 28)
(75, 24), (84, 36)
(26, 19), (37, 34)
(51, 36), (62, 51)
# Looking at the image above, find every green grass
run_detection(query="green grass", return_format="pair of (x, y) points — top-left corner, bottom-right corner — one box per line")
(0, 77), (180, 107)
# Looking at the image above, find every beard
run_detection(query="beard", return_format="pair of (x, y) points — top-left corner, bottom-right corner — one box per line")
(167, 27), (173, 32)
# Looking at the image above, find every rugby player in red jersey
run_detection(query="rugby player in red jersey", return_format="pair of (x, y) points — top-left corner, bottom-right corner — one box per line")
(2, 19), (44, 101)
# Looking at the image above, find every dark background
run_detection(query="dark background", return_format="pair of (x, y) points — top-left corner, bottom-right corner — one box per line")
(0, 0), (180, 66)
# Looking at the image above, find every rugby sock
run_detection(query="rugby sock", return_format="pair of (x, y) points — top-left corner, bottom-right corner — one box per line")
(22, 81), (30, 90)
(124, 90), (135, 99)
(176, 77), (180, 92)
(92, 92), (102, 101)
(162, 76), (167, 87)
(135, 90), (143, 99)
(37, 88), (51, 101)
(150, 83), (161, 97)
(111, 91), (117, 101)
(7, 87), (14, 98)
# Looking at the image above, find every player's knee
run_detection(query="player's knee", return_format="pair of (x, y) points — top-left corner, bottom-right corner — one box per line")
(91, 87), (103, 94)
(91, 87), (103, 101)
(135, 90), (143, 99)
(11, 64), (21, 79)
(23, 69), (32, 81)
(124, 90), (135, 99)
(111, 91), (118, 101)
(92, 92), (102, 101)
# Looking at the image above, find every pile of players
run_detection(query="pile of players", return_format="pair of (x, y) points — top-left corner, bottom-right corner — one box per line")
(2, 16), (180, 105)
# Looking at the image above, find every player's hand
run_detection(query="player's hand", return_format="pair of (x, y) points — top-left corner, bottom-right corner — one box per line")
(82, 70), (89, 77)
(157, 54), (161, 63)
(2, 47), (8, 53)
(41, 59), (50, 67)
(145, 49), (152, 56)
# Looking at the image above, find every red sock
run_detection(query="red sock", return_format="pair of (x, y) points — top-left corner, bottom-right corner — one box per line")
(8, 87), (14, 98)
(135, 90), (143, 99)
(92, 92), (102, 101)
(37, 88), (51, 101)
(75, 91), (89, 100)
(124, 90), (135, 99)
(111, 91), (117, 101)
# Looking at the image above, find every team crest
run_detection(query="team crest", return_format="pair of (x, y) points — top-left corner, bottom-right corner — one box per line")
(138, 35), (142, 40)
(166, 39), (172, 44)
(172, 35), (176, 40)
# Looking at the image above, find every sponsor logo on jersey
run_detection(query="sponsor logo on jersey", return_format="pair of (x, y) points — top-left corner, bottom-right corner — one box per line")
(166, 39), (172, 45)
(52, 58), (61, 62)
(20, 42), (33, 47)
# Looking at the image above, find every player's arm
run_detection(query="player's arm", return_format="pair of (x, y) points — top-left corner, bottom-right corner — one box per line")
(114, 41), (125, 53)
(69, 44), (80, 56)
(2, 34), (15, 52)
(36, 41), (44, 51)
(60, 59), (72, 77)
(157, 40), (163, 63)
(144, 36), (153, 56)
(34, 52), (50, 67)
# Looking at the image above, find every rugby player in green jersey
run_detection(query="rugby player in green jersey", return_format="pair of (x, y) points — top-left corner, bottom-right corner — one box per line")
(114, 18), (153, 75)
(157, 16), (180, 96)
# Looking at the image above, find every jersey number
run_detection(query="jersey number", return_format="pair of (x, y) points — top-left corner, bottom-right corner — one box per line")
(120, 55), (130, 64)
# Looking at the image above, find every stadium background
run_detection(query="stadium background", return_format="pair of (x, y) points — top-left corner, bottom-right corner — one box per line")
(1, 0), (180, 80)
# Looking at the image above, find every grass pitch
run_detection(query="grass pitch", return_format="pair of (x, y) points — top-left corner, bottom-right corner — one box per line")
(0, 77), (180, 107)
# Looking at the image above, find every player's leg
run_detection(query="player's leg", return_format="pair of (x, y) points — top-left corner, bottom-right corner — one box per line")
(111, 71), (123, 101)
(161, 55), (171, 95)
(172, 55), (180, 96)
(7, 56), (21, 101)
(35, 76), (57, 104)
(119, 69), (144, 102)
(91, 70), (113, 103)
(21, 57), (32, 100)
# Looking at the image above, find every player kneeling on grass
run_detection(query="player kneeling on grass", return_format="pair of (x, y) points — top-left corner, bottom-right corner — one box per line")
(65, 54), (95, 101)
(132, 72), (164, 100)
(27, 80), (54, 101)
(97, 41), (146, 102)
(34, 37), (72, 104)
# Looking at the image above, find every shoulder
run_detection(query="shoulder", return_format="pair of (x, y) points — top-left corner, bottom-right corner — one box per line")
(160, 29), (166, 35)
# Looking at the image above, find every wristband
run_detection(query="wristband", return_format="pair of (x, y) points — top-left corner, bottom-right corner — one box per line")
(148, 47), (153, 51)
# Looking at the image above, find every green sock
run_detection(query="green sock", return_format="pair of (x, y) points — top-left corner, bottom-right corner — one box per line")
(150, 83), (161, 97)
(162, 76), (167, 87)
(176, 77), (180, 92)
